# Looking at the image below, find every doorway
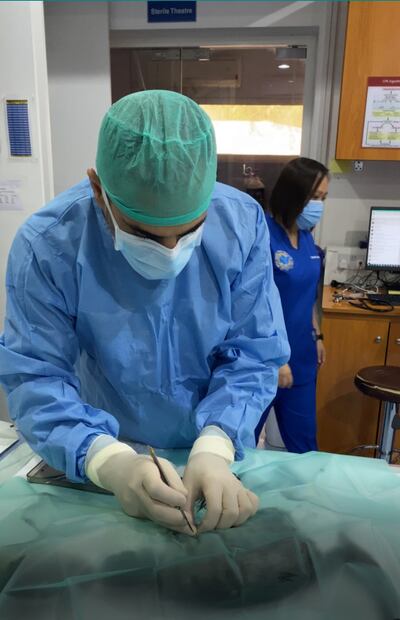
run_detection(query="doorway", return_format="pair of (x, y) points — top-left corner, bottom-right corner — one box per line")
(110, 44), (308, 210)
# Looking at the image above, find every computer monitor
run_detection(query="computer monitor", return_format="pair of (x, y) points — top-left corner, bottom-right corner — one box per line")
(366, 207), (400, 272)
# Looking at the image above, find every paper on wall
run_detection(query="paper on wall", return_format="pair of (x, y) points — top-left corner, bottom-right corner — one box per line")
(0, 179), (23, 211)
(362, 77), (400, 148)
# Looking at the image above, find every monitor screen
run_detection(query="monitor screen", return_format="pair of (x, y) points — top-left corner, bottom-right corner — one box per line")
(366, 207), (400, 271)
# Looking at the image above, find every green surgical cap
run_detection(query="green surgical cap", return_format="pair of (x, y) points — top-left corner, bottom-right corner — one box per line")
(96, 90), (217, 226)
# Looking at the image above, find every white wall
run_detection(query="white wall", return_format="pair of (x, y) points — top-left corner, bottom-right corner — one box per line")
(110, 1), (326, 30)
(0, 1), (53, 420)
(320, 162), (400, 248)
(44, 2), (112, 194)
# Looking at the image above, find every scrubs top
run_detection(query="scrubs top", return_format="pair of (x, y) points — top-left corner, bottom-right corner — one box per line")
(266, 213), (321, 385)
(0, 181), (289, 481)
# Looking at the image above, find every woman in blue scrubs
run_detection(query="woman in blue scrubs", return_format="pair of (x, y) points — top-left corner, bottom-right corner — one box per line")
(255, 157), (329, 453)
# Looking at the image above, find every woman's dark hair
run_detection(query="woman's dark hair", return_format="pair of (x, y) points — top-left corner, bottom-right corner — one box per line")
(269, 157), (329, 229)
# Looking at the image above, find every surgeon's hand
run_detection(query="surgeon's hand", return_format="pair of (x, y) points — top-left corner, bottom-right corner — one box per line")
(183, 452), (259, 533)
(96, 451), (195, 534)
(278, 363), (293, 388)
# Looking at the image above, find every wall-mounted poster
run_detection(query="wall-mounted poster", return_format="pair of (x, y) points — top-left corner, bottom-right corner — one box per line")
(362, 77), (400, 148)
(0, 180), (23, 211)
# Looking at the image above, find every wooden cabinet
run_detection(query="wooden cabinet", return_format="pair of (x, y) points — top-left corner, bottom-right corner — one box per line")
(336, 2), (400, 161)
(386, 322), (400, 452)
(317, 316), (388, 455)
(316, 287), (400, 456)
(386, 322), (400, 366)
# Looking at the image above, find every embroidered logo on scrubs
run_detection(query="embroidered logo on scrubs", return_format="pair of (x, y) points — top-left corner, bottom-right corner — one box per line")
(275, 250), (294, 271)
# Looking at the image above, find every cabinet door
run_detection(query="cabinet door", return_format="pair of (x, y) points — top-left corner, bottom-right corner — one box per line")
(336, 2), (400, 161)
(386, 322), (400, 366)
(317, 316), (389, 455)
(386, 322), (400, 455)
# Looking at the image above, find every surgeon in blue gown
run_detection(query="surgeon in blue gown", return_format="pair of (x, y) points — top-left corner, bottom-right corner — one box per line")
(0, 91), (289, 535)
(255, 157), (329, 454)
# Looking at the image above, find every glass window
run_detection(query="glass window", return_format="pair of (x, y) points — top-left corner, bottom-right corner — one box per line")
(201, 104), (303, 156)
(110, 45), (306, 208)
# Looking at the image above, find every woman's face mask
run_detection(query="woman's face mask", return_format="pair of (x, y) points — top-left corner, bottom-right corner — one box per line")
(296, 199), (324, 230)
(101, 188), (204, 280)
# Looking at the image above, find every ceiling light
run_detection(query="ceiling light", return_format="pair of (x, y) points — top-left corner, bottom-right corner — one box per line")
(278, 63), (290, 70)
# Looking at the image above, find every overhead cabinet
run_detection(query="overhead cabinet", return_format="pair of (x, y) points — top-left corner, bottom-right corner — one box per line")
(336, 2), (400, 161)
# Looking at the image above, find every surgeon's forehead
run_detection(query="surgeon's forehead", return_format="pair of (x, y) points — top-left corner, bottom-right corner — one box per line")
(117, 209), (207, 237)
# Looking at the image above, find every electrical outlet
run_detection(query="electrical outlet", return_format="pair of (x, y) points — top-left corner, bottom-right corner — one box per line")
(324, 246), (367, 285)
(353, 160), (364, 173)
(348, 254), (364, 270)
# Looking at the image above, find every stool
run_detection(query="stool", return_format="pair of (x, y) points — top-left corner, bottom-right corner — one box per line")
(353, 365), (400, 463)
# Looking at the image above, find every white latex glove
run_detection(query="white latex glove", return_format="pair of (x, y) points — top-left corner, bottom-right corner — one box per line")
(183, 452), (259, 533)
(91, 447), (195, 535)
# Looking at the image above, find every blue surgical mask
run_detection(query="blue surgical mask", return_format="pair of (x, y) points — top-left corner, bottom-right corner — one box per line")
(296, 199), (324, 230)
(102, 189), (204, 280)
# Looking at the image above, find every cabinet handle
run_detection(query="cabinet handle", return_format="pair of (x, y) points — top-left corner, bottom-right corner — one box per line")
(396, 338), (400, 345)
(374, 336), (382, 343)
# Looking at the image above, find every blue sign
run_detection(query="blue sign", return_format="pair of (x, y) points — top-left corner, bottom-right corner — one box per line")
(148, 1), (196, 23)
(6, 100), (32, 157)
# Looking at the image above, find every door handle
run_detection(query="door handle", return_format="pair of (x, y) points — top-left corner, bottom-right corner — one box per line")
(396, 338), (400, 345)
(374, 336), (382, 343)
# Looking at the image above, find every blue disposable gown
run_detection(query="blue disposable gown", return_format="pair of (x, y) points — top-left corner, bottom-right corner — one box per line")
(0, 180), (289, 482)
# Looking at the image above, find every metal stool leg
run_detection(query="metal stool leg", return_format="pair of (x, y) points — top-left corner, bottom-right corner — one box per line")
(378, 401), (397, 462)
(349, 444), (378, 455)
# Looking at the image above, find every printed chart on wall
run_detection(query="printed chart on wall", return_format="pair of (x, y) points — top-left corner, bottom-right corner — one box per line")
(362, 77), (400, 148)
(0, 180), (23, 211)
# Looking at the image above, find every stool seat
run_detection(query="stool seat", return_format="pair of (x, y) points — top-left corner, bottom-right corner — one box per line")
(355, 366), (400, 404)
(353, 365), (400, 462)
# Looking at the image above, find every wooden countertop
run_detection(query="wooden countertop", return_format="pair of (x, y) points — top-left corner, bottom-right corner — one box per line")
(322, 286), (400, 318)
